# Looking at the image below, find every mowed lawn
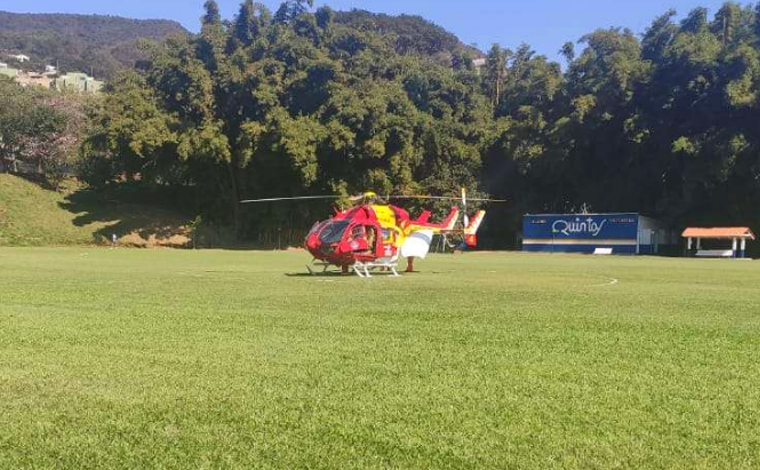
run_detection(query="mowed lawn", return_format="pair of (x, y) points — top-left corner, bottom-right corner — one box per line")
(1, 248), (759, 470)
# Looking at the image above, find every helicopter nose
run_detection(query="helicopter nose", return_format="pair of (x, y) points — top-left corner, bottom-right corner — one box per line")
(306, 234), (319, 250)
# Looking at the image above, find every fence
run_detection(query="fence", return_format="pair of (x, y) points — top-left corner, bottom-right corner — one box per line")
(254, 228), (308, 249)
(1, 157), (43, 175)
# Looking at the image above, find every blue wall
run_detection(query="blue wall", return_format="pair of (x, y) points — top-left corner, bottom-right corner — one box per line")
(523, 213), (640, 254)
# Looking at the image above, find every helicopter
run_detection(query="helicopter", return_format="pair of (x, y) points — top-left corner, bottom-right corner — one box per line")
(240, 189), (505, 277)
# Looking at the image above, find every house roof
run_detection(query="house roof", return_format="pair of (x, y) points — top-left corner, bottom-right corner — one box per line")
(681, 227), (756, 240)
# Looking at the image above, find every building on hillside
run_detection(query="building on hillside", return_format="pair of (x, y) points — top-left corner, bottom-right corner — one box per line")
(0, 66), (19, 78)
(16, 71), (52, 89)
(472, 58), (486, 68)
(45, 65), (58, 74)
(53, 72), (103, 94)
(8, 54), (30, 63)
(522, 213), (676, 255)
(0, 62), (8, 68)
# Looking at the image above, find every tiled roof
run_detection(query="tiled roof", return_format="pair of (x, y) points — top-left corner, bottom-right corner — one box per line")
(682, 227), (756, 240)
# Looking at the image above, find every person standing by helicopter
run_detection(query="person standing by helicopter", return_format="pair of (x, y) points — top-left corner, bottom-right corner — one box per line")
(406, 257), (415, 273)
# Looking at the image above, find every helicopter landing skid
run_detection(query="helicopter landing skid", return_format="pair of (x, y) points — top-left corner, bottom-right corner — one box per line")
(306, 261), (337, 276)
(352, 259), (401, 278)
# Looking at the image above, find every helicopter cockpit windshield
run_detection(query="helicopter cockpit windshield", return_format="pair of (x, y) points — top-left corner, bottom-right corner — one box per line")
(308, 220), (327, 237)
(319, 220), (350, 245)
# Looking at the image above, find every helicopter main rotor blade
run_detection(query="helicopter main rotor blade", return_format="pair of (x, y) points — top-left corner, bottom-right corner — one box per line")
(240, 196), (343, 204)
(387, 195), (508, 203)
(240, 194), (508, 204)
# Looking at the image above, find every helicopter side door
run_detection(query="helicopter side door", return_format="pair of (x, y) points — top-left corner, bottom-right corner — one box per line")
(380, 227), (400, 259)
(347, 223), (382, 260)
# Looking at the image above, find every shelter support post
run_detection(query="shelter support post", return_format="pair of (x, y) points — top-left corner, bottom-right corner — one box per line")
(687, 237), (692, 251)
(732, 238), (738, 258)
(697, 238), (702, 250)
(741, 239), (747, 258)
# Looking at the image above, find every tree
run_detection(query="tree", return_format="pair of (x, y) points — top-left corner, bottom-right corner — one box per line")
(484, 44), (510, 108)
(681, 7), (709, 33)
(202, 0), (221, 26)
(560, 41), (575, 63)
(81, 72), (178, 187)
(0, 78), (86, 187)
(641, 10), (677, 61)
(712, 2), (743, 47)
(198, 0), (226, 70)
(315, 6), (334, 30)
(274, 0), (314, 23)
(232, 0), (261, 47)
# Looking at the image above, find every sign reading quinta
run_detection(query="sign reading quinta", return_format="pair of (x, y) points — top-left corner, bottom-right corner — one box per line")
(523, 213), (639, 241)
(522, 213), (668, 255)
(552, 217), (607, 237)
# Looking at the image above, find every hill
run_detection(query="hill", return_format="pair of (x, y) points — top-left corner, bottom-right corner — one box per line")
(0, 174), (190, 247)
(333, 9), (482, 61)
(0, 11), (187, 80)
(0, 9), (479, 79)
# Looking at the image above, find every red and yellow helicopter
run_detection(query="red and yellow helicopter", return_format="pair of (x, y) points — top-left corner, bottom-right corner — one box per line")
(241, 189), (505, 277)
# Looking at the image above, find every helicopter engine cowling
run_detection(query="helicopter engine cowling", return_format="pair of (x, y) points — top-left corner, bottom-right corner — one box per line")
(400, 230), (434, 260)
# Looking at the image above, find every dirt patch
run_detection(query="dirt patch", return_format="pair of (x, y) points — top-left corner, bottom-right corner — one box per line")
(117, 230), (191, 248)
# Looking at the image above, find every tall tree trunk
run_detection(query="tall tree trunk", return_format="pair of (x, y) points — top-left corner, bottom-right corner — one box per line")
(227, 161), (241, 237)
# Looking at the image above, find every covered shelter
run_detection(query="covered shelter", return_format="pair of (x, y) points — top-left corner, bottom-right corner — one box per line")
(682, 227), (756, 258)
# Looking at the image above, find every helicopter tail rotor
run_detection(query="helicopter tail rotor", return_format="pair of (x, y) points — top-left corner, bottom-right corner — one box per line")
(464, 210), (486, 248)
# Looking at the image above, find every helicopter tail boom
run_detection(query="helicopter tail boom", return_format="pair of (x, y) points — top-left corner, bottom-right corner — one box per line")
(408, 207), (460, 233)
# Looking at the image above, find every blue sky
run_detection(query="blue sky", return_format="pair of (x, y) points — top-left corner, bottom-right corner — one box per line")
(3, 0), (732, 60)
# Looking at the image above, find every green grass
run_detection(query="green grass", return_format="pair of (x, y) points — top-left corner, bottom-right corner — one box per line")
(0, 174), (188, 246)
(1, 248), (759, 469)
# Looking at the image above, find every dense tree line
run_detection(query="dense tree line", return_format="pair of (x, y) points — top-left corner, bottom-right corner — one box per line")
(81, 0), (489, 237)
(482, 3), (760, 244)
(0, 11), (187, 79)
(79, 1), (760, 246)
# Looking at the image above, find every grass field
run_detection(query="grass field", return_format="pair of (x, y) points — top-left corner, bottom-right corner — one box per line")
(1, 248), (759, 469)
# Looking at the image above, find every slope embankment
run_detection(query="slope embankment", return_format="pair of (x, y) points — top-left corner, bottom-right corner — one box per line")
(0, 174), (190, 247)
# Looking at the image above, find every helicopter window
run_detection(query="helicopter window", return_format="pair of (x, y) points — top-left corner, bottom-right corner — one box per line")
(308, 221), (327, 237)
(366, 227), (376, 247)
(351, 225), (366, 239)
(319, 221), (349, 245)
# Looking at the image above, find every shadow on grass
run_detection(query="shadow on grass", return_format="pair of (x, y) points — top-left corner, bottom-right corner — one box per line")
(55, 182), (313, 250)
(285, 271), (346, 277)
(58, 184), (191, 244)
(10, 172), (58, 191)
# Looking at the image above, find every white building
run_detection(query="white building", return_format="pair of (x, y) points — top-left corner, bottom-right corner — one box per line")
(8, 54), (30, 63)
(54, 72), (103, 94)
